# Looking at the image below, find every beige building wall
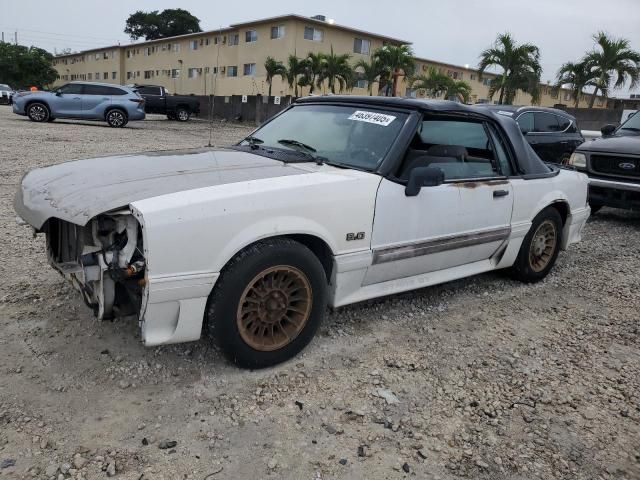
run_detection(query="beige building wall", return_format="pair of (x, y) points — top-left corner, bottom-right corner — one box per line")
(52, 15), (606, 108)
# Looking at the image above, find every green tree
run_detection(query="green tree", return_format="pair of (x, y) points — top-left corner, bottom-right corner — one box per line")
(411, 67), (452, 97)
(124, 9), (202, 40)
(316, 46), (352, 94)
(581, 32), (640, 108)
(0, 42), (57, 89)
(478, 33), (542, 105)
(554, 61), (594, 107)
(444, 80), (472, 103)
(353, 58), (383, 95)
(284, 55), (306, 97)
(264, 57), (286, 97)
(299, 52), (324, 94)
(373, 44), (415, 97)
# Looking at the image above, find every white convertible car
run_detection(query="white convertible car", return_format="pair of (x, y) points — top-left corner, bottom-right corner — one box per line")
(15, 96), (590, 368)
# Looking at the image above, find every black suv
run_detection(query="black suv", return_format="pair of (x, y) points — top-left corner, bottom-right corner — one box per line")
(475, 105), (584, 164)
(569, 111), (640, 213)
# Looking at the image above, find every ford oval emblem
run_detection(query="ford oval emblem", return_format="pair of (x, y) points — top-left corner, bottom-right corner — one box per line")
(618, 162), (635, 170)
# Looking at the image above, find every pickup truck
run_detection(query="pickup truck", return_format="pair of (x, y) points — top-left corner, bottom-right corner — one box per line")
(14, 96), (590, 368)
(133, 84), (200, 121)
(569, 111), (640, 212)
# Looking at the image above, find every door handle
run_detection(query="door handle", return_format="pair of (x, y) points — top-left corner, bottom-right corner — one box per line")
(73, 97), (81, 100)
(493, 189), (509, 198)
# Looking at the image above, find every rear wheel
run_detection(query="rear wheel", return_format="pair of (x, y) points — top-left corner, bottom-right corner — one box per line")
(206, 238), (327, 368)
(510, 207), (563, 283)
(106, 109), (128, 128)
(27, 103), (50, 122)
(175, 108), (190, 122)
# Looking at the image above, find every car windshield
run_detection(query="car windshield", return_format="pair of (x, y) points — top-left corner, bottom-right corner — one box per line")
(619, 112), (640, 131)
(239, 104), (408, 170)
(0, 85), (11, 91)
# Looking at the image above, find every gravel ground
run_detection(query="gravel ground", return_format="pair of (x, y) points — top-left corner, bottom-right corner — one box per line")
(0, 106), (639, 480)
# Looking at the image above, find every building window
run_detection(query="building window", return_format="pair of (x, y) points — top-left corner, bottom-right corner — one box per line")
(563, 92), (571, 101)
(353, 38), (370, 55)
(144, 70), (153, 79)
(103, 72), (108, 80)
(229, 34), (239, 46)
(88, 73), (93, 80)
(95, 53), (100, 60)
(405, 88), (417, 98)
(243, 63), (256, 76)
(103, 52), (108, 59)
(127, 72), (132, 80)
(95, 72), (100, 79)
(188, 67), (202, 78)
(271, 25), (285, 39)
(482, 77), (491, 86)
(304, 26), (324, 42)
(173, 43), (181, 53)
(205, 38), (211, 46)
(355, 79), (368, 89)
(112, 71), (117, 79)
(245, 30), (258, 43)
(227, 66), (238, 77)
(470, 74), (476, 81)
(190, 40), (198, 50)
(212, 67), (218, 74)
(171, 69), (180, 78)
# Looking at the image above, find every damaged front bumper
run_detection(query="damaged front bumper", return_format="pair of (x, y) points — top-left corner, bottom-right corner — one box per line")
(43, 210), (147, 321)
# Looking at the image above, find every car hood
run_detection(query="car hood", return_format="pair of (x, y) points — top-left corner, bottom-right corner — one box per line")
(15, 148), (310, 228)
(578, 135), (640, 155)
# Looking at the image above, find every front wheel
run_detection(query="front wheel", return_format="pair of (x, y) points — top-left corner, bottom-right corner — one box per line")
(27, 103), (50, 122)
(510, 207), (563, 283)
(206, 238), (328, 369)
(106, 109), (128, 127)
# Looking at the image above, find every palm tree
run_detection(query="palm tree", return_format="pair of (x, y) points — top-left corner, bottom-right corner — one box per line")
(445, 80), (472, 103)
(284, 54), (306, 97)
(411, 67), (451, 97)
(478, 33), (542, 105)
(373, 44), (415, 97)
(582, 32), (640, 108)
(264, 56), (286, 97)
(353, 58), (383, 95)
(316, 46), (352, 94)
(554, 61), (594, 107)
(300, 52), (324, 94)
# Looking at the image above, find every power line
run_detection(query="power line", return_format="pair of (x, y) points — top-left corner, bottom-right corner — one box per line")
(0, 26), (120, 42)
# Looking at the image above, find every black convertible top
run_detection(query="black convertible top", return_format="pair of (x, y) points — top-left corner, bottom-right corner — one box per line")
(295, 95), (553, 177)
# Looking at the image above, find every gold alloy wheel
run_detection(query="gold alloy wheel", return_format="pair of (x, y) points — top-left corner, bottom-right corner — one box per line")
(528, 220), (557, 272)
(237, 265), (312, 351)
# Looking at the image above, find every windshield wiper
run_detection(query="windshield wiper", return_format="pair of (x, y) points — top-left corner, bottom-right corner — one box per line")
(242, 135), (264, 149)
(277, 139), (326, 164)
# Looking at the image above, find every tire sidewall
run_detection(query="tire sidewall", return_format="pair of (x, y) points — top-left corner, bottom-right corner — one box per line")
(106, 109), (128, 128)
(27, 103), (49, 122)
(514, 208), (563, 282)
(208, 240), (327, 368)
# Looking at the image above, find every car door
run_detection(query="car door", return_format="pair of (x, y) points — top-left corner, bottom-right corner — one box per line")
(555, 115), (584, 161)
(80, 84), (112, 118)
(53, 83), (84, 117)
(365, 117), (514, 286)
(519, 112), (562, 163)
(138, 86), (163, 113)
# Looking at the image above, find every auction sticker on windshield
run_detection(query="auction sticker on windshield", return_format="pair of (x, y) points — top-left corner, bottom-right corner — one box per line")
(348, 110), (396, 126)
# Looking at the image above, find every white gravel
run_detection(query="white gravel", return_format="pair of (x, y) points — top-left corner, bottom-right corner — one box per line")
(0, 105), (639, 479)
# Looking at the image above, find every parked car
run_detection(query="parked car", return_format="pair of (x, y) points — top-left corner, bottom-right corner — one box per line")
(569, 111), (640, 212)
(132, 84), (200, 121)
(0, 84), (14, 105)
(475, 105), (585, 164)
(14, 96), (590, 368)
(12, 82), (145, 127)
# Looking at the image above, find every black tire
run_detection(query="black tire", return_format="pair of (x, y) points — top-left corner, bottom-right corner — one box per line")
(206, 238), (328, 369)
(167, 112), (176, 120)
(27, 102), (50, 122)
(175, 107), (190, 122)
(510, 207), (563, 283)
(106, 109), (128, 128)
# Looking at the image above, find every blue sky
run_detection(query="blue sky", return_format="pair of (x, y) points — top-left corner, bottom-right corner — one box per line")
(3, 0), (639, 96)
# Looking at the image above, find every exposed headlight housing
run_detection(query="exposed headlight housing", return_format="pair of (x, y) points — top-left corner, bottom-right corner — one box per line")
(568, 152), (587, 168)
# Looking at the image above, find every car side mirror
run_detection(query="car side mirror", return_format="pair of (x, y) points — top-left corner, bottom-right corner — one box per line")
(55, 91), (62, 96)
(405, 167), (445, 197)
(601, 124), (616, 136)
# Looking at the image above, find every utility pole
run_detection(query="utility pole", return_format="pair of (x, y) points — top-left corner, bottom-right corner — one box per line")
(1, 32), (4, 43)
(15, 31), (18, 45)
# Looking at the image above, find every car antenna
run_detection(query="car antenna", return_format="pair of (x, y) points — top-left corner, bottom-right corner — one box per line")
(207, 25), (223, 148)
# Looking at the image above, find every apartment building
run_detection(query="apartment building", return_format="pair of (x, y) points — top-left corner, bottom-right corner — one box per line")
(52, 13), (605, 107)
